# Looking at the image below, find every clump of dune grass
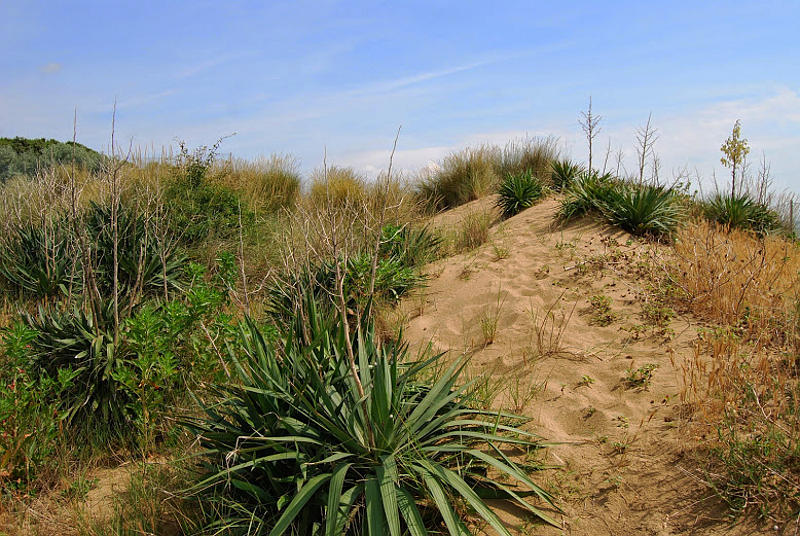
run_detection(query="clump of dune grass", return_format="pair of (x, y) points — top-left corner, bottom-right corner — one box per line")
(498, 137), (559, 184)
(416, 146), (500, 211)
(219, 154), (301, 213)
(308, 165), (367, 207)
(417, 138), (559, 213)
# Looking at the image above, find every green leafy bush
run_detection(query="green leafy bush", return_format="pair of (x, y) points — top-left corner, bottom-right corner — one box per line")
(701, 193), (781, 235)
(549, 160), (584, 192)
(165, 145), (253, 246)
(0, 220), (77, 298)
(186, 303), (557, 535)
(0, 322), (76, 489)
(0, 136), (104, 181)
(497, 171), (544, 218)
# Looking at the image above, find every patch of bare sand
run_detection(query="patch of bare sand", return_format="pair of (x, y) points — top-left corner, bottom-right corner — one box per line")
(402, 196), (772, 535)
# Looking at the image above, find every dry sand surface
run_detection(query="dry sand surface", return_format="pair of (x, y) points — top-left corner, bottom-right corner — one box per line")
(401, 196), (777, 535)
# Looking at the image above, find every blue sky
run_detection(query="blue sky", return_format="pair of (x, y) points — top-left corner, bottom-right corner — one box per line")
(1, 1), (799, 190)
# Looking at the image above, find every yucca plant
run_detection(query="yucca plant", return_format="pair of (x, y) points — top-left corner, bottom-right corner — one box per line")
(0, 220), (78, 298)
(549, 160), (584, 192)
(379, 224), (442, 268)
(702, 193), (780, 235)
(23, 302), (130, 428)
(186, 298), (558, 535)
(557, 171), (616, 222)
(85, 201), (185, 298)
(600, 184), (683, 238)
(496, 171), (544, 218)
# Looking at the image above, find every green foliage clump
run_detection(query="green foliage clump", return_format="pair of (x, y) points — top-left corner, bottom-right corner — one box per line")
(559, 173), (683, 238)
(85, 201), (185, 298)
(496, 171), (544, 218)
(602, 184), (683, 237)
(165, 145), (253, 246)
(17, 256), (236, 444)
(379, 223), (442, 267)
(0, 137), (104, 181)
(186, 301), (558, 535)
(549, 159), (584, 192)
(0, 219), (77, 298)
(701, 193), (781, 235)
(0, 322), (77, 489)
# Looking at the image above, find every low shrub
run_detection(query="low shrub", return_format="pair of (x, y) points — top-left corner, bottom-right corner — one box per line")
(166, 145), (253, 246)
(701, 192), (781, 235)
(497, 171), (544, 218)
(186, 302), (558, 535)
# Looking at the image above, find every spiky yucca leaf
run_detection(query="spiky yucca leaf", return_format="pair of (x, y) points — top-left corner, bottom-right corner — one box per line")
(549, 160), (584, 192)
(496, 171), (544, 218)
(0, 221), (77, 298)
(600, 184), (683, 238)
(702, 193), (781, 235)
(186, 298), (558, 535)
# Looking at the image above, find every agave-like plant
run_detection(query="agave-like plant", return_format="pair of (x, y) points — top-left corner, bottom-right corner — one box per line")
(23, 302), (130, 427)
(186, 299), (558, 535)
(0, 220), (78, 298)
(702, 193), (780, 235)
(85, 202), (185, 298)
(549, 160), (584, 192)
(379, 224), (442, 268)
(496, 171), (544, 218)
(557, 171), (616, 222)
(600, 184), (683, 238)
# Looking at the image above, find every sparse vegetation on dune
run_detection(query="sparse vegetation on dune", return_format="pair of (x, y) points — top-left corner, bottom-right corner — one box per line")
(2, 118), (800, 535)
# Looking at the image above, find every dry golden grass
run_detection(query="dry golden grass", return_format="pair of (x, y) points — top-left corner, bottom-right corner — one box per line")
(669, 219), (800, 347)
(664, 219), (800, 519)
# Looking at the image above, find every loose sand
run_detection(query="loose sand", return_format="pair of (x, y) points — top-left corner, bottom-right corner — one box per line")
(402, 196), (774, 535)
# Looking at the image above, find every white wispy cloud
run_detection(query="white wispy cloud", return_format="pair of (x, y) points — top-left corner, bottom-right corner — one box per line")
(39, 62), (62, 73)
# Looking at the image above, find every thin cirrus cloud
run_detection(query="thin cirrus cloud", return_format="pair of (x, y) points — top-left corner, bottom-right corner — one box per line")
(39, 62), (61, 73)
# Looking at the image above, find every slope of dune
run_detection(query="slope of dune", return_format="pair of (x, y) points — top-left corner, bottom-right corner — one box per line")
(401, 196), (771, 535)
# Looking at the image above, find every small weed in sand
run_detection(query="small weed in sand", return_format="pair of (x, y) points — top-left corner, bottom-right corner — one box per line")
(524, 293), (576, 361)
(623, 363), (658, 389)
(491, 240), (510, 261)
(577, 375), (595, 388)
(478, 288), (507, 346)
(588, 294), (616, 326)
(507, 376), (545, 413)
(453, 211), (492, 252)
(641, 302), (674, 332)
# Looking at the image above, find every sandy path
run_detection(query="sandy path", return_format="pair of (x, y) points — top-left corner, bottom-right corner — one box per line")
(403, 196), (770, 535)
